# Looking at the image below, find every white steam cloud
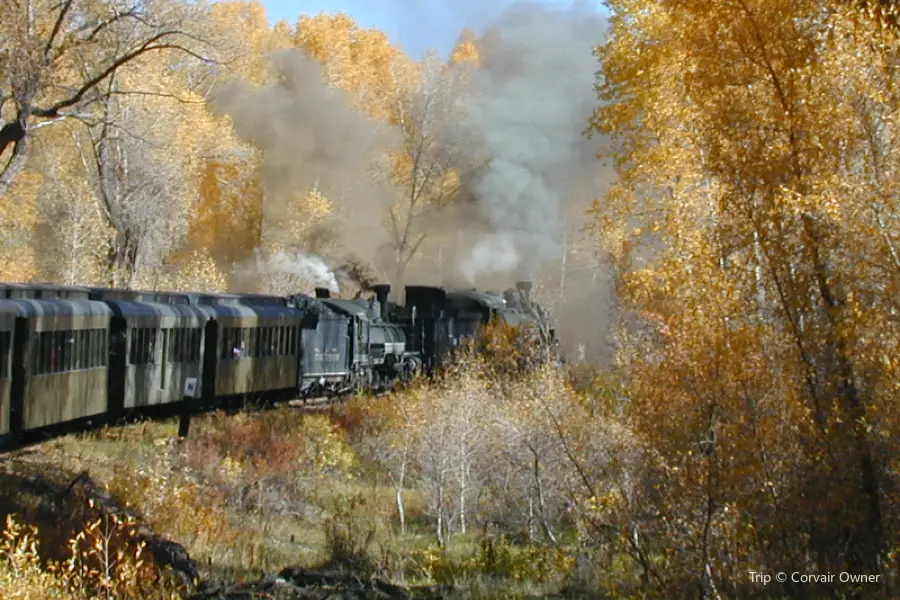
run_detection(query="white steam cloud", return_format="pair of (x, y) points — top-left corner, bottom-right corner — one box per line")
(248, 250), (340, 294)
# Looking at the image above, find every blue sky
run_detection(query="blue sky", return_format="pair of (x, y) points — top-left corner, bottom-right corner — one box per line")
(259, 0), (607, 59)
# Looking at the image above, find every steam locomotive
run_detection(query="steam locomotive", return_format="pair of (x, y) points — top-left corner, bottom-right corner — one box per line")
(0, 280), (555, 446)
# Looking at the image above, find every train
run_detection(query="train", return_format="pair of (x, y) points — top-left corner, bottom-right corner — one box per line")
(0, 280), (556, 446)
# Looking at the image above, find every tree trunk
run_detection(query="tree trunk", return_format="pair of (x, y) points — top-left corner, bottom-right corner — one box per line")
(459, 465), (466, 535)
(396, 455), (407, 535)
(802, 215), (884, 574)
(533, 454), (558, 545)
(0, 134), (30, 198)
(436, 478), (444, 546)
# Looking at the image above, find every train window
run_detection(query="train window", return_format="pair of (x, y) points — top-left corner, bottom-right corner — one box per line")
(168, 328), (196, 363)
(191, 328), (201, 362)
(279, 326), (287, 355)
(95, 329), (107, 367)
(72, 331), (81, 370)
(168, 329), (178, 362)
(178, 329), (189, 362)
(30, 334), (39, 375)
(65, 331), (76, 370)
(160, 329), (168, 387)
(224, 327), (246, 359)
(88, 330), (96, 368)
(129, 329), (139, 364)
(129, 327), (156, 365)
(29, 329), (102, 375)
(80, 330), (89, 369)
(0, 331), (9, 379)
(89, 329), (99, 368)
(220, 328), (231, 359)
(90, 330), (98, 368)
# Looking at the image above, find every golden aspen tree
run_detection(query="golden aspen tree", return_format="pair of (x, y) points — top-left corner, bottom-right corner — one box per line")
(590, 0), (900, 595)
(0, 0), (212, 198)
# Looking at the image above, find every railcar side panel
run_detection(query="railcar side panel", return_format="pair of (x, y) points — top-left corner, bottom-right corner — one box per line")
(212, 306), (305, 397)
(111, 302), (209, 409)
(16, 301), (113, 430)
(25, 369), (107, 428)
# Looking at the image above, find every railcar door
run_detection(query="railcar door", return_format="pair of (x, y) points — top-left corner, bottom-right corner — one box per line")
(107, 317), (128, 422)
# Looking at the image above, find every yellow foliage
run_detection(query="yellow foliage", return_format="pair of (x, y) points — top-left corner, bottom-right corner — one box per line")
(0, 516), (72, 599)
(142, 250), (228, 293)
(590, 0), (900, 593)
(294, 13), (416, 122)
(0, 170), (41, 281)
(209, 1), (292, 84)
(0, 513), (181, 600)
(450, 29), (482, 66)
(302, 414), (359, 475)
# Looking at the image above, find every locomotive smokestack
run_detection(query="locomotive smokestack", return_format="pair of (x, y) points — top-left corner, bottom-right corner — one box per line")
(314, 287), (330, 299)
(372, 284), (390, 320)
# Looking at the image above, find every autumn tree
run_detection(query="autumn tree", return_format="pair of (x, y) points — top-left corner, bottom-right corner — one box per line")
(167, 1), (295, 285)
(30, 123), (109, 284)
(383, 51), (483, 285)
(74, 48), (218, 287)
(590, 0), (900, 595)
(0, 0), (214, 197)
(294, 15), (483, 285)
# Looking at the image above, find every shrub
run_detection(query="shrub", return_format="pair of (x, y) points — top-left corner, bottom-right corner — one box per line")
(0, 513), (182, 600)
(323, 494), (376, 575)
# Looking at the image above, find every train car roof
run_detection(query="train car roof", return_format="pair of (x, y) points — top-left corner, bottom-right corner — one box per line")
(89, 287), (193, 304)
(103, 300), (210, 319)
(197, 303), (309, 320)
(0, 282), (92, 299)
(194, 292), (287, 306)
(0, 299), (114, 317)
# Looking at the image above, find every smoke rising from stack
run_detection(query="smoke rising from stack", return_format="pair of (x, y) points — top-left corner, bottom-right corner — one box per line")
(458, 1), (605, 282)
(206, 4), (614, 361)
(238, 249), (340, 294)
